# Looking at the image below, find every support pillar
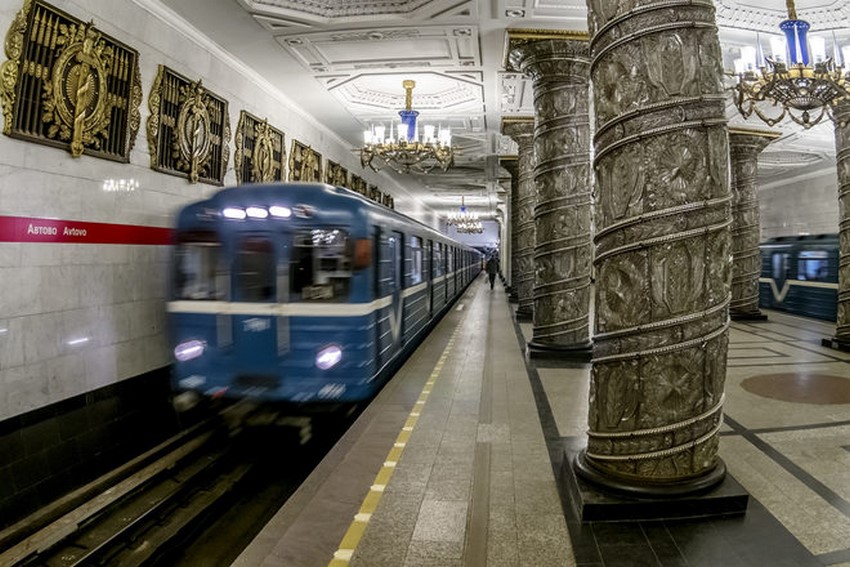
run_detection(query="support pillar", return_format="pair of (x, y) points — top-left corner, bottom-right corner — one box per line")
(501, 156), (520, 300)
(508, 32), (593, 361)
(501, 118), (536, 321)
(728, 128), (779, 321)
(824, 102), (850, 351)
(576, 0), (733, 496)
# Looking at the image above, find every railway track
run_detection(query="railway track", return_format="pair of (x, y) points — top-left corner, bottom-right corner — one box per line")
(0, 401), (347, 566)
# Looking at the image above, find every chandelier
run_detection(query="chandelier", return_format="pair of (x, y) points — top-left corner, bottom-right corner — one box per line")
(361, 80), (454, 174)
(446, 197), (483, 234)
(731, 0), (850, 128)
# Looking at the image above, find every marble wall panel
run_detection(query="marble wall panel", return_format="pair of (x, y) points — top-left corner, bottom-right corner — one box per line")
(0, 0), (420, 421)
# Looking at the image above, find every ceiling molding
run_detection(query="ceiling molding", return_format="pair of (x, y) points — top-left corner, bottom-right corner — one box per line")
(276, 25), (480, 75)
(240, 0), (476, 25)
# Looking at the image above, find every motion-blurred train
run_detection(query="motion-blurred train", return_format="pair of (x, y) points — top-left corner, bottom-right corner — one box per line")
(168, 182), (481, 407)
(759, 234), (838, 321)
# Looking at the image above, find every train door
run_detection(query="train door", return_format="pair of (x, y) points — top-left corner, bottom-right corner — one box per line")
(768, 249), (791, 307)
(389, 231), (404, 347)
(232, 236), (279, 378)
(426, 239), (433, 318)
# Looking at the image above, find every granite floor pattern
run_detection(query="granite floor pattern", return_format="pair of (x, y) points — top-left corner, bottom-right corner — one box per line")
(235, 277), (850, 567)
(535, 308), (850, 567)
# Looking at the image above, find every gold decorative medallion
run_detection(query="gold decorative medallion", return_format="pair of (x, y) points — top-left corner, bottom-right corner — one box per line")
(288, 139), (322, 182)
(1, 0), (141, 161)
(325, 159), (348, 187)
(147, 65), (230, 184)
(234, 111), (285, 184)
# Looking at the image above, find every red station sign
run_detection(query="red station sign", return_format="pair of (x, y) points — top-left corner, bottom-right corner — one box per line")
(0, 216), (174, 245)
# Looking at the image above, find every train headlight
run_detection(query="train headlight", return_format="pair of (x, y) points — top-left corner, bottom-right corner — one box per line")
(222, 207), (246, 220)
(270, 205), (292, 218)
(316, 344), (342, 370)
(246, 206), (269, 219)
(174, 339), (205, 362)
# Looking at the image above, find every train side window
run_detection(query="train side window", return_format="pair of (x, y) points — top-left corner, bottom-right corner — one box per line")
(771, 252), (790, 280)
(236, 237), (275, 302)
(174, 233), (226, 301)
(290, 228), (352, 301)
(797, 250), (829, 281)
(411, 236), (423, 284)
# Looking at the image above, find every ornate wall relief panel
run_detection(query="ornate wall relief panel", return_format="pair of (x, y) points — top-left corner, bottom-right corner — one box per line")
(288, 139), (322, 182)
(1, 0), (141, 161)
(580, 0), (732, 491)
(325, 159), (349, 187)
(350, 173), (368, 195)
(146, 66), (230, 184)
(234, 111), (285, 184)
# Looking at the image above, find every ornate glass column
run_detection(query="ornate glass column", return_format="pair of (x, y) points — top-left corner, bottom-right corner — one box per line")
(825, 102), (850, 350)
(576, 0), (732, 494)
(508, 31), (593, 361)
(501, 118), (536, 321)
(728, 128), (778, 321)
(501, 156), (520, 301)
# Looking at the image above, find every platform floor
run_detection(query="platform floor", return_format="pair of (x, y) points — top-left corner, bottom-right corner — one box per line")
(235, 274), (850, 567)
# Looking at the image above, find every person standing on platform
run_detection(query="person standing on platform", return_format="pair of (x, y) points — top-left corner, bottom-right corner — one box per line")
(485, 255), (499, 290)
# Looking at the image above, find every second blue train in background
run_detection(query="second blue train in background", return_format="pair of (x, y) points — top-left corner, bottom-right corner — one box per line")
(759, 234), (838, 321)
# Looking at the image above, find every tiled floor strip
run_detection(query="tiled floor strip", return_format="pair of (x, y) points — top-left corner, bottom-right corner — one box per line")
(328, 326), (463, 566)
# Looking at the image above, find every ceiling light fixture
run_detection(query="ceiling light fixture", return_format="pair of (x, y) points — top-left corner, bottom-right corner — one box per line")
(731, 0), (850, 128)
(361, 80), (454, 175)
(446, 196), (483, 234)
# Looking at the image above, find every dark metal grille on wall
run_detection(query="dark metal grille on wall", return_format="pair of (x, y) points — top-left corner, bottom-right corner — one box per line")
(288, 139), (322, 182)
(325, 159), (349, 187)
(146, 65), (229, 185)
(0, 0), (142, 161)
(234, 111), (284, 184)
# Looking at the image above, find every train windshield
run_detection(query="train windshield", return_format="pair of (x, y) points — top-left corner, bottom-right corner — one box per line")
(173, 232), (227, 300)
(236, 237), (275, 302)
(290, 228), (352, 301)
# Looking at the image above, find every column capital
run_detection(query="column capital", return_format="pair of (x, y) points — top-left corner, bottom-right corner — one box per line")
(500, 117), (534, 145)
(729, 128), (777, 156)
(504, 28), (590, 71)
(727, 127), (782, 140)
(506, 32), (590, 79)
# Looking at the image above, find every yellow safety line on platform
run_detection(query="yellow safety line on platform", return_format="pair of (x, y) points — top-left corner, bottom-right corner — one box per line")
(328, 325), (462, 567)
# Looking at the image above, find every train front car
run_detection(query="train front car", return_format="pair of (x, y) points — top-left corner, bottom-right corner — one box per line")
(168, 183), (376, 406)
(759, 234), (839, 321)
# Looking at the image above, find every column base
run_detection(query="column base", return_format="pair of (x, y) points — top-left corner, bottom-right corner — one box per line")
(526, 339), (592, 362)
(515, 306), (533, 322)
(573, 449), (728, 499)
(822, 336), (850, 353)
(562, 443), (748, 522)
(730, 310), (768, 322)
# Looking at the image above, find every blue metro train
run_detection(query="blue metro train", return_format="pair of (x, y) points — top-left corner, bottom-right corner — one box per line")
(168, 182), (480, 406)
(759, 234), (839, 321)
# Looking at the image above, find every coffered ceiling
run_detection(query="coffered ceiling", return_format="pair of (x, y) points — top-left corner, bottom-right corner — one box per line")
(160, 0), (845, 221)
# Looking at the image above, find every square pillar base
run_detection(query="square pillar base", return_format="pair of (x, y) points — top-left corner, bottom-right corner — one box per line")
(560, 438), (749, 522)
